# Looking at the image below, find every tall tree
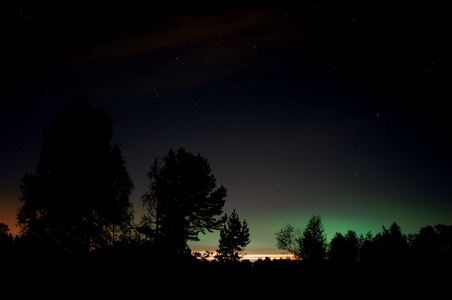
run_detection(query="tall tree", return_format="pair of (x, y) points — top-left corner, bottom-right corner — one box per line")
(216, 209), (250, 261)
(380, 222), (409, 262)
(141, 148), (226, 253)
(17, 96), (134, 252)
(301, 214), (327, 262)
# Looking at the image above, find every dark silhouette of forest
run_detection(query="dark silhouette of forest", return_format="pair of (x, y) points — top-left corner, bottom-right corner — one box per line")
(2, 98), (452, 288)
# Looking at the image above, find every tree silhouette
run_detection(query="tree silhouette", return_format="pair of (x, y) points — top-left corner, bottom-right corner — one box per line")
(412, 225), (441, 262)
(141, 148), (227, 254)
(216, 209), (250, 261)
(0, 223), (13, 256)
(17, 96), (134, 252)
(380, 222), (409, 263)
(329, 230), (359, 264)
(275, 224), (303, 260)
(435, 224), (452, 260)
(0, 223), (9, 236)
(412, 224), (452, 263)
(301, 214), (327, 262)
(275, 215), (327, 261)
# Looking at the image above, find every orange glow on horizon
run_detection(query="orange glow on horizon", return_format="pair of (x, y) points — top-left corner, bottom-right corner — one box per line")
(242, 253), (294, 261)
(195, 250), (294, 262)
(0, 194), (20, 237)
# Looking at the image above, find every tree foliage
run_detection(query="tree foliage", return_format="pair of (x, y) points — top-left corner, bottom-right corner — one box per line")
(275, 214), (327, 261)
(17, 96), (134, 252)
(329, 230), (359, 264)
(380, 222), (409, 261)
(275, 224), (303, 260)
(301, 214), (327, 262)
(141, 148), (227, 253)
(216, 209), (250, 261)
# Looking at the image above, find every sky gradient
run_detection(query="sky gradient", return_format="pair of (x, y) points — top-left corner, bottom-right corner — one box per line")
(1, 2), (451, 256)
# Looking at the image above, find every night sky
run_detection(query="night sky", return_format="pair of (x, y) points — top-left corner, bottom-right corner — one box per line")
(1, 2), (451, 256)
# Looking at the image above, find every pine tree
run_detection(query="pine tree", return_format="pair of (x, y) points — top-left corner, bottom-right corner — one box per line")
(216, 209), (250, 261)
(301, 214), (327, 262)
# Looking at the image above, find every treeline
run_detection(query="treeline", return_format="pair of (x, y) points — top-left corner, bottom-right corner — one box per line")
(275, 215), (452, 266)
(3, 216), (452, 267)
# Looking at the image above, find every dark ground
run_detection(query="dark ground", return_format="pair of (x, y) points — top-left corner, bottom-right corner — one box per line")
(3, 253), (450, 297)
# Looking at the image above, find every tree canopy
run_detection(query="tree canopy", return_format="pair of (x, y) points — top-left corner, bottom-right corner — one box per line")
(275, 224), (303, 260)
(17, 96), (134, 252)
(141, 148), (227, 254)
(275, 215), (327, 262)
(329, 230), (359, 264)
(301, 214), (327, 262)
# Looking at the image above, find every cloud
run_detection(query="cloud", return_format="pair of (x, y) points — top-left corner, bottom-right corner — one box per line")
(74, 9), (291, 61)
(65, 7), (314, 95)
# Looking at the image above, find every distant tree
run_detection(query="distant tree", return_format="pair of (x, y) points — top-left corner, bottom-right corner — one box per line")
(216, 209), (250, 261)
(141, 148), (227, 254)
(435, 224), (452, 259)
(329, 230), (359, 264)
(412, 225), (441, 262)
(0, 223), (9, 236)
(0, 223), (14, 255)
(275, 224), (303, 260)
(301, 214), (327, 262)
(17, 96), (134, 252)
(193, 250), (213, 261)
(329, 233), (346, 262)
(381, 222), (409, 262)
(275, 215), (327, 261)
(344, 230), (359, 261)
(412, 224), (452, 263)
(358, 231), (376, 263)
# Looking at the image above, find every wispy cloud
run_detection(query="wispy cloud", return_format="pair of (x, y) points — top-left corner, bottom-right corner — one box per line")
(66, 7), (314, 95)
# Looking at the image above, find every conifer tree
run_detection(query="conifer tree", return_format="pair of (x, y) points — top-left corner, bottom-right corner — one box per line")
(216, 209), (250, 261)
(301, 214), (327, 262)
